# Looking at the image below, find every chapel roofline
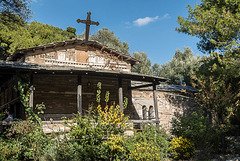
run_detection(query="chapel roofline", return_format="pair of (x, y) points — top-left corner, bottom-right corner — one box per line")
(7, 39), (139, 65)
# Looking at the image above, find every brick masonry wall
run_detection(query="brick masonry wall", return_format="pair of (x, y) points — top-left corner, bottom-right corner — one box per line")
(132, 89), (198, 132)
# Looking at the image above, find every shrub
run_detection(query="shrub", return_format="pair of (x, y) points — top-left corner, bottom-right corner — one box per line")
(169, 136), (196, 160)
(66, 103), (129, 161)
(126, 124), (170, 161)
(171, 111), (225, 154)
(0, 120), (50, 161)
(171, 111), (210, 149)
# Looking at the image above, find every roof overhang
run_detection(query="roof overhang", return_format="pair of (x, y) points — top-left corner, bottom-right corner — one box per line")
(7, 39), (139, 65)
(0, 61), (167, 87)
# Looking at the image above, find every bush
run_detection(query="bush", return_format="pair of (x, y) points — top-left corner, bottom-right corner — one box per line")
(169, 136), (196, 160)
(65, 104), (129, 161)
(126, 124), (170, 161)
(171, 111), (226, 154)
(0, 120), (50, 161)
(171, 111), (211, 149)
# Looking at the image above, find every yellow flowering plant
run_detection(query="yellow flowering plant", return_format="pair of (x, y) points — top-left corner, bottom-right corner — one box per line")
(169, 136), (196, 160)
(95, 104), (129, 137)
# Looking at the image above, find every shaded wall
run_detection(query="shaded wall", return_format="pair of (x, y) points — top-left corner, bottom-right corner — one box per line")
(33, 74), (137, 120)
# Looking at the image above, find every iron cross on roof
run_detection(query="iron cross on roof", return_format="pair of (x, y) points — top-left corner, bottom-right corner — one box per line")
(77, 11), (100, 42)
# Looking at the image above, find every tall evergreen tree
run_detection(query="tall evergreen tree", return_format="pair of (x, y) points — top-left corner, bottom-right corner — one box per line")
(176, 0), (240, 54)
(90, 27), (130, 55)
(0, 0), (32, 20)
(132, 51), (153, 75)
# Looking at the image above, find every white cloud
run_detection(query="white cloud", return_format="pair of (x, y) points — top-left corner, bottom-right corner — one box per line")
(132, 13), (170, 27)
(133, 16), (159, 27)
(32, 0), (38, 3)
(160, 13), (170, 20)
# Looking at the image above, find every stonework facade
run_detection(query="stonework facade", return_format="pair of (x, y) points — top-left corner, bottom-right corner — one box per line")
(12, 40), (133, 72)
(132, 89), (197, 131)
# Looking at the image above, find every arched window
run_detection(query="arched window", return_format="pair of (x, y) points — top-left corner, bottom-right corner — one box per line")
(149, 106), (154, 120)
(142, 105), (147, 120)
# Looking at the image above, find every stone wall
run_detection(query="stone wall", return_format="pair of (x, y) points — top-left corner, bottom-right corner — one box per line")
(132, 89), (197, 132)
(24, 45), (131, 72)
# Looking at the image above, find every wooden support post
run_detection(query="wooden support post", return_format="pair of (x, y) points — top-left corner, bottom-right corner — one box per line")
(29, 73), (34, 110)
(153, 83), (159, 125)
(29, 85), (34, 110)
(77, 75), (82, 116)
(118, 78), (123, 112)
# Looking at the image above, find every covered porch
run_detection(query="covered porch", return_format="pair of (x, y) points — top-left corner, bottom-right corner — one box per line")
(0, 61), (167, 124)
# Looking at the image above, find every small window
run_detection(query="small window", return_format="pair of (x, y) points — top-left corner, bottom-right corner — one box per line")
(142, 105), (147, 120)
(149, 106), (154, 120)
(89, 52), (96, 65)
(96, 56), (105, 65)
(58, 52), (66, 61)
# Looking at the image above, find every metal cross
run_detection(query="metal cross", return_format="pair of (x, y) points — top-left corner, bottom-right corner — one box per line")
(77, 11), (100, 41)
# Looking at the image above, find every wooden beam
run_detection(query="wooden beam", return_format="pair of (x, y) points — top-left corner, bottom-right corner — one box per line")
(77, 75), (82, 116)
(118, 78), (123, 112)
(153, 83), (159, 125)
(130, 83), (153, 90)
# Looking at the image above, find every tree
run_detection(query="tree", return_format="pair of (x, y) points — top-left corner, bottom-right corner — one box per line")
(0, 21), (76, 58)
(156, 47), (201, 85)
(27, 21), (75, 45)
(131, 51), (153, 75)
(0, 19), (32, 55)
(193, 53), (240, 125)
(63, 27), (76, 39)
(90, 27), (130, 55)
(176, 0), (240, 54)
(152, 63), (161, 77)
(191, 53), (240, 152)
(176, 0), (240, 152)
(0, 0), (32, 23)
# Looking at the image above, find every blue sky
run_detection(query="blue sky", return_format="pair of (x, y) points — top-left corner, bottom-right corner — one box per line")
(30, 0), (202, 65)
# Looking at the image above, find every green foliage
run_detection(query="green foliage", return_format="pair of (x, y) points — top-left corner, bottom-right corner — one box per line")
(132, 51), (153, 75)
(35, 103), (46, 115)
(63, 104), (129, 160)
(0, 19), (76, 57)
(126, 125), (170, 160)
(63, 26), (76, 39)
(90, 27), (130, 55)
(171, 111), (213, 151)
(152, 63), (161, 77)
(0, 120), (50, 161)
(176, 0), (240, 154)
(192, 53), (240, 128)
(96, 82), (102, 104)
(190, 53), (240, 153)
(176, 0), (240, 53)
(157, 47), (201, 85)
(0, 0), (32, 21)
(16, 74), (41, 124)
(169, 136), (196, 160)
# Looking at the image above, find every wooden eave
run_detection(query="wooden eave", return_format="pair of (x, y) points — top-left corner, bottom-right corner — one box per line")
(7, 39), (139, 65)
(0, 61), (167, 86)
